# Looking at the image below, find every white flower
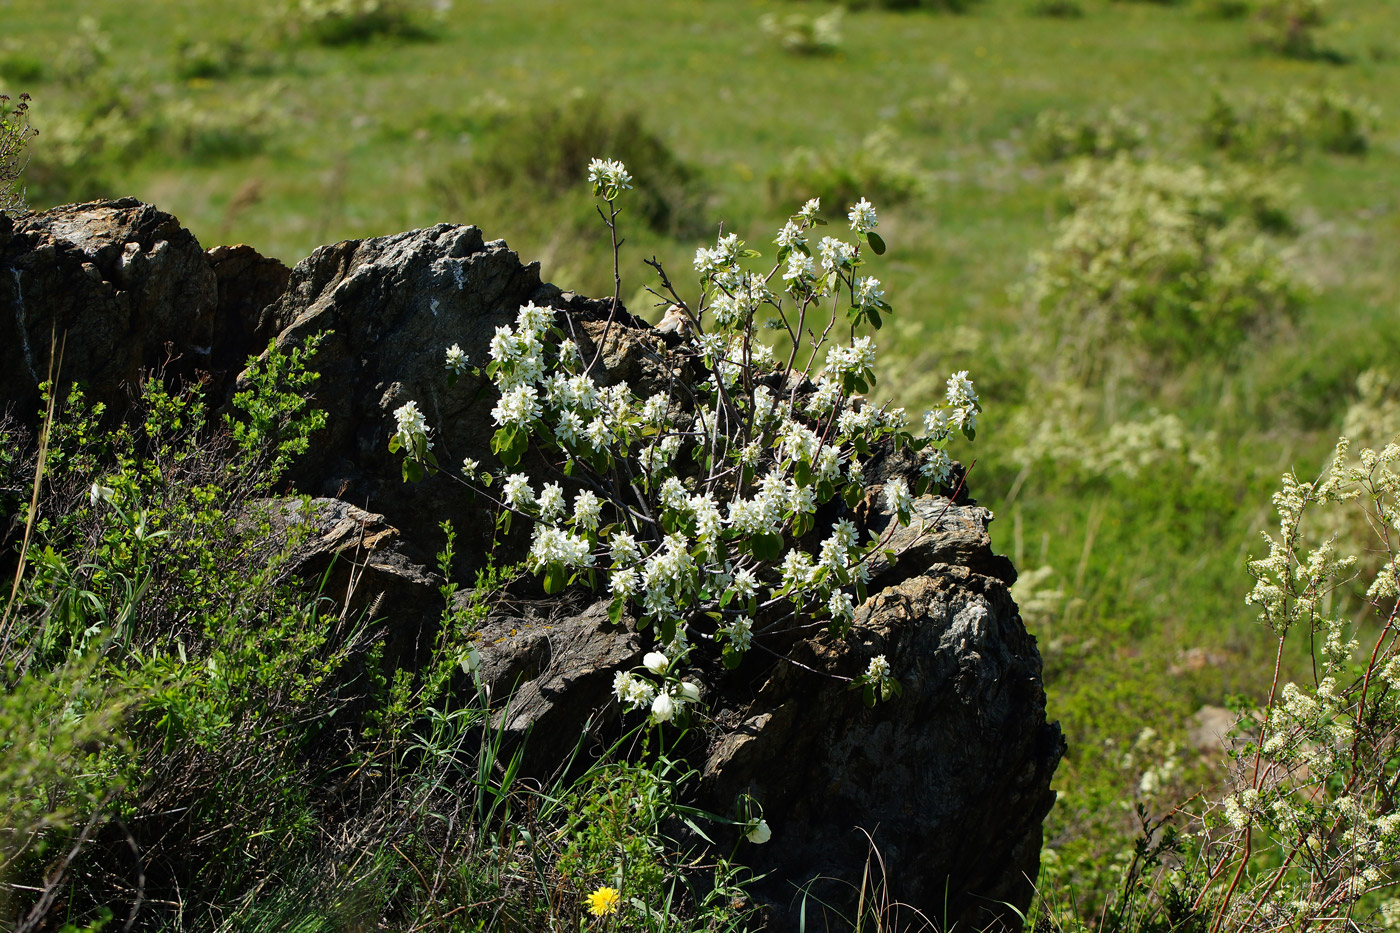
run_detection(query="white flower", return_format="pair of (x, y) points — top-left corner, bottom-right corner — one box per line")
(678, 681), (701, 703)
(946, 370), (978, 408)
(865, 654), (891, 683)
(643, 651), (670, 674)
(461, 457), (479, 475)
(856, 276), (884, 309)
(538, 482), (565, 521)
(921, 448), (953, 484)
(798, 198), (821, 222)
(783, 252), (815, 283)
(776, 220), (806, 249)
(925, 408), (951, 438)
(587, 157), (633, 192)
(557, 339), (581, 368)
(883, 477), (912, 516)
(445, 343), (469, 375)
(611, 567), (639, 600)
(89, 482), (115, 506)
(642, 393), (670, 425)
(818, 236), (856, 272)
(611, 532), (641, 566)
(393, 400), (429, 449)
(573, 490), (602, 531)
(724, 615), (754, 651)
(516, 301), (554, 338)
(502, 473), (535, 509)
(746, 819), (772, 844)
(555, 410), (584, 446)
(651, 691), (676, 723)
(491, 384), (541, 428)
(848, 198), (878, 233)
(731, 569), (758, 600)
(830, 590), (856, 622)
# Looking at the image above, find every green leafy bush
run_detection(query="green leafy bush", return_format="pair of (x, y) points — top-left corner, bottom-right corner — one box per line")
(282, 0), (444, 46)
(435, 93), (707, 238)
(767, 126), (926, 215)
(1028, 107), (1146, 163)
(1026, 157), (1302, 381)
(1251, 0), (1327, 58)
(842, 0), (982, 11)
(1203, 86), (1379, 161)
(1028, 0), (1086, 18)
(759, 8), (844, 55)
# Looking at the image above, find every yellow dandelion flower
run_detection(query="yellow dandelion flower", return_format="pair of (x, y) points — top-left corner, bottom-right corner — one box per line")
(587, 885), (621, 918)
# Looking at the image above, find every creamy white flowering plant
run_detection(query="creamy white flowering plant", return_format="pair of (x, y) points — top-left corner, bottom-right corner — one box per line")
(1188, 436), (1400, 928)
(392, 158), (979, 710)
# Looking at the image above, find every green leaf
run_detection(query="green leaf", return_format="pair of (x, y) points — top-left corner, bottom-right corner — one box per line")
(722, 645), (743, 669)
(752, 532), (783, 562)
(719, 589), (735, 609)
(867, 231), (887, 255)
(843, 483), (863, 509)
(543, 562), (566, 595)
(867, 308), (883, 330)
(608, 597), (625, 626)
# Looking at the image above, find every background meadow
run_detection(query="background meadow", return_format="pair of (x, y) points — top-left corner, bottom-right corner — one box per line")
(5, 0), (1400, 925)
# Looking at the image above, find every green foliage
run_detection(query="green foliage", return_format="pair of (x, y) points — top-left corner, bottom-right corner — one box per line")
(767, 127), (925, 215)
(1203, 86), (1378, 162)
(0, 92), (35, 216)
(1026, 157), (1301, 380)
(434, 93), (708, 238)
(1028, 107), (1146, 163)
(282, 0), (443, 46)
(842, 0), (982, 11)
(1028, 0), (1086, 18)
(1250, 0), (1328, 58)
(759, 8), (845, 56)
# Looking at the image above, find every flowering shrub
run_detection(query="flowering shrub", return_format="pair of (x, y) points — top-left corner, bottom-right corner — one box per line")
(767, 126), (925, 215)
(0, 91), (35, 216)
(1250, 0), (1327, 58)
(759, 8), (844, 56)
(1202, 86), (1379, 162)
(1190, 435), (1400, 928)
(282, 0), (446, 46)
(1026, 157), (1301, 379)
(1027, 107), (1145, 164)
(394, 158), (978, 709)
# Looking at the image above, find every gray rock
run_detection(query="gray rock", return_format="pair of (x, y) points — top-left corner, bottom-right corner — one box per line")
(700, 560), (1060, 931)
(244, 223), (658, 581)
(0, 199), (217, 417)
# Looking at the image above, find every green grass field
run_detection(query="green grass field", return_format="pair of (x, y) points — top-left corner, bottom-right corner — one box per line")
(7, 0), (1400, 923)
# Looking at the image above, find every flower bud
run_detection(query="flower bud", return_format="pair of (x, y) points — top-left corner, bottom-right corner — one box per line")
(746, 819), (772, 844)
(678, 681), (701, 703)
(651, 691), (676, 723)
(643, 651), (669, 674)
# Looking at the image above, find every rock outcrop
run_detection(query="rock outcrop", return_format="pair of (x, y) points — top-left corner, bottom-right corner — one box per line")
(0, 199), (290, 417)
(2, 200), (1064, 932)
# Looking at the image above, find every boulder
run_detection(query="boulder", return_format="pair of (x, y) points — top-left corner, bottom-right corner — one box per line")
(206, 244), (292, 399)
(243, 223), (659, 580)
(700, 557), (1061, 931)
(0, 199), (218, 416)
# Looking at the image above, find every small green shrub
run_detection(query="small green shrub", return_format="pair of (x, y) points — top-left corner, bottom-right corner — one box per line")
(1251, 0), (1327, 58)
(759, 8), (844, 55)
(1028, 107), (1146, 163)
(1026, 157), (1302, 381)
(768, 126), (926, 214)
(842, 0), (981, 11)
(1193, 0), (1251, 18)
(282, 0), (444, 46)
(1203, 86), (1378, 161)
(435, 93), (707, 237)
(172, 35), (250, 81)
(1029, 0), (1086, 18)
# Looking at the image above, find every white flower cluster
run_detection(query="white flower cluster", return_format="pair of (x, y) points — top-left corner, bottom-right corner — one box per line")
(390, 161), (983, 719)
(613, 650), (702, 724)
